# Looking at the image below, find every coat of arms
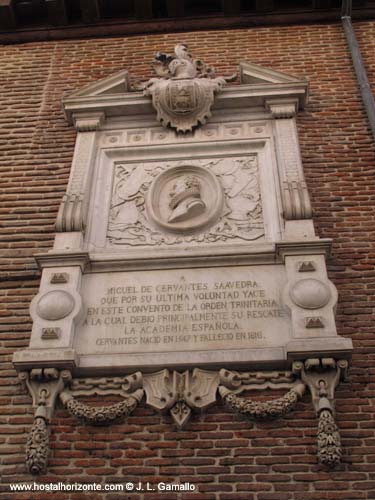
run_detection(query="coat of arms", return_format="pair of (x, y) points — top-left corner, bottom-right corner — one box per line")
(141, 44), (236, 132)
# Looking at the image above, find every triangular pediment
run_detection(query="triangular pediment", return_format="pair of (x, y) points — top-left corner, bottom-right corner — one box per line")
(68, 69), (130, 97)
(67, 63), (304, 99)
(63, 62), (308, 127)
(239, 62), (304, 85)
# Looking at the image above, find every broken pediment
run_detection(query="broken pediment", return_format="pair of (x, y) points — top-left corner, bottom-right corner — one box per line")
(239, 61), (305, 85)
(62, 59), (308, 128)
(66, 69), (131, 98)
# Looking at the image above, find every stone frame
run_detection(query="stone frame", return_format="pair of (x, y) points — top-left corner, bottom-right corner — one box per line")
(13, 60), (352, 375)
(11, 57), (354, 475)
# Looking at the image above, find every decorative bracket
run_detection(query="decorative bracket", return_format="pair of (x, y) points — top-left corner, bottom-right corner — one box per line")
(266, 98), (299, 118)
(293, 358), (349, 467)
(19, 368), (72, 475)
(282, 180), (312, 220)
(72, 111), (105, 132)
(55, 193), (85, 232)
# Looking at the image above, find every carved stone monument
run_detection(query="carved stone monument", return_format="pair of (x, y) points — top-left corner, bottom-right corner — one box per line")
(12, 45), (352, 474)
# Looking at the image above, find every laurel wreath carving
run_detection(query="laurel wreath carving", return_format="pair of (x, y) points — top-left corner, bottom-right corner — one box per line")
(219, 385), (305, 420)
(317, 409), (342, 467)
(25, 417), (49, 475)
(61, 389), (144, 426)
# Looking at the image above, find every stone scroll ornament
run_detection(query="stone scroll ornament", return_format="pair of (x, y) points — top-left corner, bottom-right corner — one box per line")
(21, 361), (348, 474)
(141, 43), (236, 132)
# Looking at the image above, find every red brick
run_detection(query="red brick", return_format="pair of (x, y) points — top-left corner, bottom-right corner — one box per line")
(1, 19), (375, 500)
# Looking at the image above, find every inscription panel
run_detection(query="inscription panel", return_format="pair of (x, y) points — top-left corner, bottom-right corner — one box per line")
(76, 266), (290, 356)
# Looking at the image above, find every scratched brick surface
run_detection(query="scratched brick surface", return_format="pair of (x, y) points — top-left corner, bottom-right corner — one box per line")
(1, 21), (375, 500)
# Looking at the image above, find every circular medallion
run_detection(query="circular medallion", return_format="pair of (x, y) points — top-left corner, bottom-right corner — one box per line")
(37, 290), (75, 321)
(146, 165), (224, 233)
(290, 279), (331, 310)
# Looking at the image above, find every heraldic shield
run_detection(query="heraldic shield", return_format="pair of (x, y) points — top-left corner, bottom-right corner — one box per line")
(142, 43), (235, 133)
(150, 78), (223, 133)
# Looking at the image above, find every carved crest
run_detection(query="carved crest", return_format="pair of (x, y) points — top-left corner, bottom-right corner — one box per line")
(142, 44), (235, 132)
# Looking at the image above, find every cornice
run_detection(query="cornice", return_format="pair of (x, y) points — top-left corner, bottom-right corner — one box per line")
(63, 81), (309, 128)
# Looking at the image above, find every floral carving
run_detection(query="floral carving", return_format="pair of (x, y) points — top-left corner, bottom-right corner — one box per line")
(25, 417), (49, 475)
(219, 386), (305, 420)
(170, 400), (192, 429)
(60, 389), (144, 426)
(317, 409), (342, 467)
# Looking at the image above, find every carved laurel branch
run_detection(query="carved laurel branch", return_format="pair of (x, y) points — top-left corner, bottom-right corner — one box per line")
(59, 389), (144, 426)
(317, 409), (342, 467)
(218, 383), (306, 421)
(25, 416), (49, 475)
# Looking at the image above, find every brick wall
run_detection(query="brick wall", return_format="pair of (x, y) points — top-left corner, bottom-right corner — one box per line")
(1, 21), (375, 499)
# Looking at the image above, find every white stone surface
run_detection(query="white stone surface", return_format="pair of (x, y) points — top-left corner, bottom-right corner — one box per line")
(75, 265), (290, 358)
(29, 266), (83, 350)
(282, 254), (339, 339)
(36, 290), (75, 320)
(87, 135), (281, 259)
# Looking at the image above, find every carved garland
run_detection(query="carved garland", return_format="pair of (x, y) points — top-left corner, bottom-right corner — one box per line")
(219, 384), (305, 420)
(20, 359), (348, 475)
(60, 389), (144, 426)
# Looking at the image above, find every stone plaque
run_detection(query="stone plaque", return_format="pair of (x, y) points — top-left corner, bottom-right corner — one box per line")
(75, 265), (290, 357)
(13, 59), (352, 375)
